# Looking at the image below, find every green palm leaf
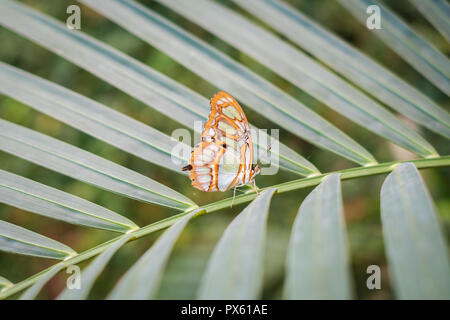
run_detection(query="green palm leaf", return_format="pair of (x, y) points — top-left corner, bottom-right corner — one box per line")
(198, 189), (276, 299)
(284, 174), (352, 299)
(0, 169), (137, 232)
(0, 220), (76, 259)
(381, 163), (450, 299)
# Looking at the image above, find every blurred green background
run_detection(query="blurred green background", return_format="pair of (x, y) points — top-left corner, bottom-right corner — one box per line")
(0, 0), (449, 299)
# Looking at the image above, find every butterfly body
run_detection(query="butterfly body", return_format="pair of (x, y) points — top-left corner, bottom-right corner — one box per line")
(183, 91), (260, 192)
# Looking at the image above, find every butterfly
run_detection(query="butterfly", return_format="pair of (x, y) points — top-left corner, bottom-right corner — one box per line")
(182, 91), (260, 200)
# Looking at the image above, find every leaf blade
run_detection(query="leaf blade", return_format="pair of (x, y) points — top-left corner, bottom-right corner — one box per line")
(0, 169), (138, 232)
(284, 173), (352, 299)
(380, 163), (450, 299)
(0, 220), (76, 260)
(198, 188), (276, 299)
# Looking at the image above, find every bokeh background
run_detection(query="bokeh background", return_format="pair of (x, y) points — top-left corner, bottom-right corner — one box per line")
(0, 0), (449, 299)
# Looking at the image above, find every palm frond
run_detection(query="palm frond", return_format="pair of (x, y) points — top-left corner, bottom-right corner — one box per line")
(0, 157), (449, 299)
(0, 0), (448, 301)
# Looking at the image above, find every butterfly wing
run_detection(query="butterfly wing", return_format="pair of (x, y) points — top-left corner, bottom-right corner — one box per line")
(186, 91), (256, 192)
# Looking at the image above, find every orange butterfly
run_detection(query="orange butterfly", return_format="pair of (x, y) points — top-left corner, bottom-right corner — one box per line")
(182, 91), (260, 198)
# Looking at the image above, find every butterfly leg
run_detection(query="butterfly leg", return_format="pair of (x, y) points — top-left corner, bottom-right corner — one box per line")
(253, 180), (259, 195)
(231, 186), (237, 208)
